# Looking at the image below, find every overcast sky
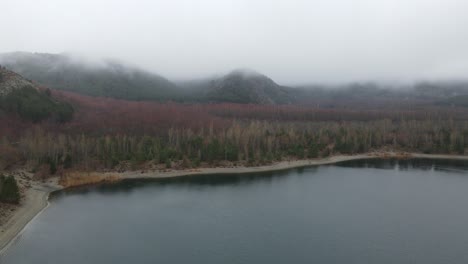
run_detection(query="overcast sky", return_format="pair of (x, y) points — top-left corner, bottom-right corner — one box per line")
(1, 0), (468, 84)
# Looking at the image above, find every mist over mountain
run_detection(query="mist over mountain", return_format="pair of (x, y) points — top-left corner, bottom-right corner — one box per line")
(204, 69), (295, 104)
(2, 52), (468, 107)
(0, 52), (180, 101)
(0, 52), (299, 104)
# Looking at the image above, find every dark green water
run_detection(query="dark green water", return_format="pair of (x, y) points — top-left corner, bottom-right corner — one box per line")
(2, 159), (468, 264)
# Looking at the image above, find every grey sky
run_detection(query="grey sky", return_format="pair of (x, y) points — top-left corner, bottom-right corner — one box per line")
(1, 0), (468, 84)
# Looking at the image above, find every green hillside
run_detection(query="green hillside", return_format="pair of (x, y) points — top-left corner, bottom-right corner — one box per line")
(0, 67), (73, 122)
(0, 52), (181, 101)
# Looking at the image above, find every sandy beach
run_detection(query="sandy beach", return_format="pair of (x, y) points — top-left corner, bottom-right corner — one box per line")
(0, 180), (61, 254)
(1, 152), (467, 254)
(119, 153), (377, 180)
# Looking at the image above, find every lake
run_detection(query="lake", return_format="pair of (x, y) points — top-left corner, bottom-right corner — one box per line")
(2, 158), (468, 264)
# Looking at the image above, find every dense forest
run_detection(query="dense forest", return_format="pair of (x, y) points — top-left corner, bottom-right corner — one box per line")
(1, 58), (468, 179)
(0, 89), (467, 178)
(0, 86), (73, 122)
(0, 66), (74, 123)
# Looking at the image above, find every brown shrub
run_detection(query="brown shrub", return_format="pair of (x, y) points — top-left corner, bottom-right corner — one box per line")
(59, 172), (120, 188)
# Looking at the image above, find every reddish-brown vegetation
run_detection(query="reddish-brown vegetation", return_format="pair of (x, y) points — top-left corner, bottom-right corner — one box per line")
(1, 89), (467, 173)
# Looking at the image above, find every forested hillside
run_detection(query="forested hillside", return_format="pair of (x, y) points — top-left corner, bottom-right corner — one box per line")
(0, 66), (73, 122)
(0, 52), (298, 104)
(0, 62), (468, 178)
(203, 69), (295, 104)
(0, 52), (181, 101)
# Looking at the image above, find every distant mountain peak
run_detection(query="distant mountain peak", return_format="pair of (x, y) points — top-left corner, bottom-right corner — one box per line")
(227, 68), (265, 78)
(206, 69), (293, 104)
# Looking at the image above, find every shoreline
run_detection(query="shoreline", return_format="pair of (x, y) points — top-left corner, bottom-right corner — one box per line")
(1, 152), (467, 254)
(0, 182), (61, 255)
(118, 153), (377, 180)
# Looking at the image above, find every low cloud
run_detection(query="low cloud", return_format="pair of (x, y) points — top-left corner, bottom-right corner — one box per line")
(1, 0), (467, 84)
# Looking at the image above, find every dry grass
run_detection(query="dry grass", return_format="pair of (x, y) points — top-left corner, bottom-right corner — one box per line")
(59, 172), (121, 188)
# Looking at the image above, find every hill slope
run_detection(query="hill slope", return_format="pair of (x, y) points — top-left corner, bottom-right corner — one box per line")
(0, 53), (299, 104)
(0, 52), (180, 101)
(0, 66), (73, 122)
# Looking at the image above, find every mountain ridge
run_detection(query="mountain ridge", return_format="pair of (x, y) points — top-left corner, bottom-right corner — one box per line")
(0, 52), (181, 101)
(3, 52), (468, 107)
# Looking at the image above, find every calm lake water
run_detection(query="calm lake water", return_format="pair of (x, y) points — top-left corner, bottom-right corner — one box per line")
(2, 159), (468, 264)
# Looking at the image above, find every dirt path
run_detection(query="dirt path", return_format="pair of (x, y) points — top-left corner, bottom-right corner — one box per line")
(0, 181), (61, 254)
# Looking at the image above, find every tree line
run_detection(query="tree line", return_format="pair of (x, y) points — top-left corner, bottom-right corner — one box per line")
(1, 119), (466, 175)
(1, 91), (467, 176)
